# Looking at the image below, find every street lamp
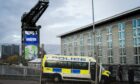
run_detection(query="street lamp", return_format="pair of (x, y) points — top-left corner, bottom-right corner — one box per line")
(91, 0), (99, 84)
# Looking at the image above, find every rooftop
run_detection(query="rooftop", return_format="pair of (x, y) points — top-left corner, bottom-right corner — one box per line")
(58, 7), (140, 37)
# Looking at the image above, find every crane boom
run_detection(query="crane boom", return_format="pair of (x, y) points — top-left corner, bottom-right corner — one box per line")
(21, 0), (49, 28)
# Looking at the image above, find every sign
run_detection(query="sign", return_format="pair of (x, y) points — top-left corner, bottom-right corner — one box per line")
(48, 56), (86, 62)
(24, 31), (38, 60)
(25, 35), (38, 45)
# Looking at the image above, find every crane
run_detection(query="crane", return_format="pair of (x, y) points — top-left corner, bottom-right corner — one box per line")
(21, 0), (49, 62)
(21, 0), (49, 28)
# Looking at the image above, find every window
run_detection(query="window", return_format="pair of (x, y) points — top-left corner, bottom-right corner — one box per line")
(118, 23), (126, 64)
(108, 57), (113, 64)
(73, 35), (78, 55)
(64, 51), (66, 55)
(98, 57), (102, 63)
(134, 56), (140, 64)
(87, 32), (92, 44)
(120, 57), (126, 64)
(87, 32), (92, 52)
(80, 34), (85, 56)
(107, 27), (113, 64)
(98, 49), (102, 56)
(45, 61), (88, 69)
(71, 62), (88, 69)
(133, 19), (140, 64)
(80, 34), (84, 46)
(133, 19), (137, 28)
(108, 42), (112, 48)
(45, 61), (58, 67)
(134, 47), (138, 55)
(137, 19), (140, 27)
(74, 35), (77, 45)
(80, 51), (84, 56)
(96, 30), (102, 63)
(91, 34), (94, 50)
(107, 49), (113, 56)
(119, 48), (126, 55)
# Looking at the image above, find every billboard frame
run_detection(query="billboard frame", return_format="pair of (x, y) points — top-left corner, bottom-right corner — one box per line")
(21, 26), (40, 64)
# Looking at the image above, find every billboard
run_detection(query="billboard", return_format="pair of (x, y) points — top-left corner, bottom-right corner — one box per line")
(24, 31), (39, 60)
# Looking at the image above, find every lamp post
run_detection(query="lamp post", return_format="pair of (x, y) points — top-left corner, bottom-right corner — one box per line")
(91, 0), (99, 84)
(40, 44), (44, 84)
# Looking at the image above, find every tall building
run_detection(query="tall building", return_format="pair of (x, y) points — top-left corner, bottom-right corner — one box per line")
(1, 44), (20, 59)
(58, 7), (140, 65)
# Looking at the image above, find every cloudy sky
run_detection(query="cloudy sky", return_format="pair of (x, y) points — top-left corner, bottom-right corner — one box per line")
(0, 0), (140, 45)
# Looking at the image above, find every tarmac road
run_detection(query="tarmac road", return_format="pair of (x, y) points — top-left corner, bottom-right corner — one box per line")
(0, 79), (90, 84)
(0, 79), (139, 84)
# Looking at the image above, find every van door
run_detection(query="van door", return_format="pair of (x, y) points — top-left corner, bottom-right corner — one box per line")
(90, 62), (96, 81)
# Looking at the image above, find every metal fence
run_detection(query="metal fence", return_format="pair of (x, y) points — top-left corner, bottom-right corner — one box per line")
(0, 65), (40, 80)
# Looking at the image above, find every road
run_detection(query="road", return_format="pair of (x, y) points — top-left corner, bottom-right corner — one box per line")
(0, 79), (90, 84)
(0, 79), (139, 84)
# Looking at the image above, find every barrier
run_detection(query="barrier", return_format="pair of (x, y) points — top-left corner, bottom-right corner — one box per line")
(0, 65), (40, 81)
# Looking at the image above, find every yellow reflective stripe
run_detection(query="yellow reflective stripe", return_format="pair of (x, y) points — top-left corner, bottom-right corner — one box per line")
(62, 68), (71, 74)
(42, 55), (47, 67)
(102, 70), (110, 77)
(43, 67), (53, 73)
(80, 70), (89, 75)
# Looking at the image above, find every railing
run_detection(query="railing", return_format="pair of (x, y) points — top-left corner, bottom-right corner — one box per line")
(0, 65), (40, 80)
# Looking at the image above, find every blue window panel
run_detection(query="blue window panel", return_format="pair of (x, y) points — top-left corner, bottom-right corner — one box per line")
(119, 23), (125, 31)
(121, 32), (125, 40)
(133, 29), (137, 37)
(137, 19), (140, 27)
(118, 23), (122, 31)
(133, 19), (137, 28)
(71, 69), (80, 74)
(138, 28), (140, 36)
(133, 38), (137, 47)
(138, 38), (140, 46)
(122, 23), (125, 30)
(53, 68), (62, 72)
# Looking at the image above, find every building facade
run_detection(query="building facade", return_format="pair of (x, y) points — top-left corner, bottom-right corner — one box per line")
(1, 44), (20, 59)
(59, 7), (140, 65)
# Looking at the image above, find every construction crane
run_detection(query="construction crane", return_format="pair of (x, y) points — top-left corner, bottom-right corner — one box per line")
(21, 0), (49, 63)
(21, 0), (49, 28)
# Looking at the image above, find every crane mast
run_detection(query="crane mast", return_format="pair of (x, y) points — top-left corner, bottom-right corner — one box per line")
(21, 0), (49, 63)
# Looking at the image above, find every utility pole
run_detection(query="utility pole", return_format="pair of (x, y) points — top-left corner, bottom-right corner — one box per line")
(91, 0), (99, 84)
(40, 44), (44, 84)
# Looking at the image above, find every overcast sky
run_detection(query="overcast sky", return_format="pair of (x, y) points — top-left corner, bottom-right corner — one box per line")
(0, 0), (140, 45)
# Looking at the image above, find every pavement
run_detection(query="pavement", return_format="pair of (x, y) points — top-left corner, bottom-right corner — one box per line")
(112, 81), (140, 84)
(0, 80), (39, 84)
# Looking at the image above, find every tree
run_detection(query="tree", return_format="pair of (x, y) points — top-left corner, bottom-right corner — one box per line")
(6, 55), (19, 65)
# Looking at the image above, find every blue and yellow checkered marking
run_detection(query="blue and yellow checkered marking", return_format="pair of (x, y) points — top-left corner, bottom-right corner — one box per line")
(71, 69), (80, 74)
(53, 68), (62, 72)
(43, 67), (89, 75)
(62, 68), (71, 74)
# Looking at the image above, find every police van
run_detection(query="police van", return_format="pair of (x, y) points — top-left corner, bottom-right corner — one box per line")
(41, 54), (102, 82)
